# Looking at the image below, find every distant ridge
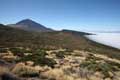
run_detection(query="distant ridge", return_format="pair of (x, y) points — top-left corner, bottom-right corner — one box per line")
(8, 19), (53, 32)
(62, 29), (91, 35)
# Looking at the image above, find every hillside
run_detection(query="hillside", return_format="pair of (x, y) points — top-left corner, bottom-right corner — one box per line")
(0, 24), (120, 60)
(0, 24), (120, 80)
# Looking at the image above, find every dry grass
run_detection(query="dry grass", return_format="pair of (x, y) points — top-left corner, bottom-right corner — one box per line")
(25, 61), (34, 66)
(41, 68), (75, 80)
(2, 55), (17, 62)
(41, 68), (95, 80)
(11, 63), (39, 77)
(0, 66), (9, 76)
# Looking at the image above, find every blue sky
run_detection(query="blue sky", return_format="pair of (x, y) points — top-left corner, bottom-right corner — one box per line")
(0, 0), (120, 31)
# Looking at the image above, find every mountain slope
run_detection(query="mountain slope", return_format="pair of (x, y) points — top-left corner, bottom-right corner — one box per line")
(0, 24), (120, 60)
(8, 19), (53, 32)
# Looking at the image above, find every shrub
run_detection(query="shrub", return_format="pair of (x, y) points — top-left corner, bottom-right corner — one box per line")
(9, 47), (32, 57)
(65, 48), (73, 52)
(34, 49), (48, 57)
(9, 48), (24, 57)
(18, 49), (56, 68)
(56, 51), (65, 59)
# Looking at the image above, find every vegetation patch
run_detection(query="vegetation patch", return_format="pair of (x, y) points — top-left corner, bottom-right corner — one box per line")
(9, 47), (32, 57)
(18, 49), (56, 68)
(55, 51), (65, 59)
(80, 54), (120, 79)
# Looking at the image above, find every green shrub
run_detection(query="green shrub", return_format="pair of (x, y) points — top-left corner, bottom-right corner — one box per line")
(106, 61), (120, 69)
(34, 49), (48, 57)
(65, 48), (73, 52)
(10, 48), (23, 54)
(9, 47), (32, 57)
(56, 51), (65, 59)
(19, 49), (56, 68)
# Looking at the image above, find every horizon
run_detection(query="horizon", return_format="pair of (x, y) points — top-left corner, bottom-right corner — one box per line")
(2, 18), (120, 32)
(0, 0), (120, 31)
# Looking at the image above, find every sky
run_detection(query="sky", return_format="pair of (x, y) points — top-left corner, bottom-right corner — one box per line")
(0, 0), (120, 31)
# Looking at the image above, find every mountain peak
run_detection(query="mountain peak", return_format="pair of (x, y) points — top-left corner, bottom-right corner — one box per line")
(16, 19), (38, 25)
(9, 19), (53, 32)
(23, 18), (32, 21)
(21, 18), (32, 21)
(21, 19), (33, 22)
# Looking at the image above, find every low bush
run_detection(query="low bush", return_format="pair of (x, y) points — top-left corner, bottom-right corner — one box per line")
(18, 49), (56, 68)
(9, 47), (32, 57)
(65, 48), (73, 52)
(56, 51), (65, 59)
